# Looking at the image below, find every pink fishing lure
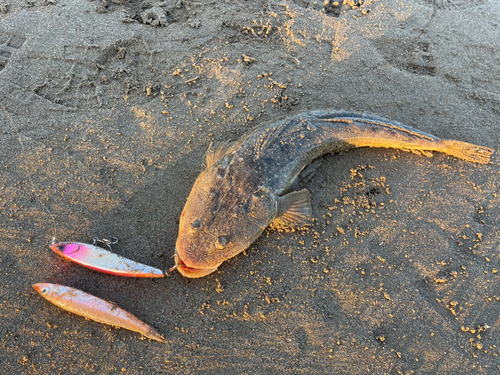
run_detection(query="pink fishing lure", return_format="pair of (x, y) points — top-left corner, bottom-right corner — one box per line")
(33, 283), (165, 343)
(51, 242), (165, 278)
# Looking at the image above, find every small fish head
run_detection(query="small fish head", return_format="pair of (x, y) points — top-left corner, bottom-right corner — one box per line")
(175, 168), (277, 278)
(50, 242), (81, 255)
(33, 283), (56, 297)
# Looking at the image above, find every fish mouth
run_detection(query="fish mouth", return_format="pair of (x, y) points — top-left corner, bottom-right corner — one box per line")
(33, 283), (52, 296)
(172, 252), (218, 278)
(32, 283), (45, 294)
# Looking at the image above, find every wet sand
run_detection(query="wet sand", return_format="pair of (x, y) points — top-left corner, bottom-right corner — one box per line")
(1, 0), (500, 373)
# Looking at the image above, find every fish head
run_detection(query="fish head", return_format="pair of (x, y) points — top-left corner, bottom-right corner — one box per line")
(33, 283), (57, 298)
(174, 167), (277, 278)
(50, 242), (79, 255)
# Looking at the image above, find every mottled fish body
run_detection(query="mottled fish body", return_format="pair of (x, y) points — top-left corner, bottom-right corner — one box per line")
(174, 110), (493, 277)
(51, 242), (165, 278)
(33, 283), (165, 343)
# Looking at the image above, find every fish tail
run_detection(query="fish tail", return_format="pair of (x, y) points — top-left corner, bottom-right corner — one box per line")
(440, 140), (493, 164)
(314, 112), (493, 165)
(144, 327), (167, 343)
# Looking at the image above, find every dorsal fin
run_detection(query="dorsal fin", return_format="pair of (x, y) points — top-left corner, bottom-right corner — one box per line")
(205, 140), (234, 168)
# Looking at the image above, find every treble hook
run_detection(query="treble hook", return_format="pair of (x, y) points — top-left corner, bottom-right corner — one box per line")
(166, 254), (179, 275)
(93, 236), (119, 251)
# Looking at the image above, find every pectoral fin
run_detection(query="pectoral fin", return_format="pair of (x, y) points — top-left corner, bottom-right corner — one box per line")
(274, 189), (312, 228)
(205, 140), (234, 167)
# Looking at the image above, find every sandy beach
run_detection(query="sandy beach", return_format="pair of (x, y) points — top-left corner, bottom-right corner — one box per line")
(1, 0), (500, 373)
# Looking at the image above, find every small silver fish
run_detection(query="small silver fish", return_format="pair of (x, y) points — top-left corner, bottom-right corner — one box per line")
(33, 283), (166, 343)
(173, 110), (493, 277)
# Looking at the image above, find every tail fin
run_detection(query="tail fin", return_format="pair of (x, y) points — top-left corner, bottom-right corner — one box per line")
(441, 140), (493, 164)
(144, 327), (167, 344)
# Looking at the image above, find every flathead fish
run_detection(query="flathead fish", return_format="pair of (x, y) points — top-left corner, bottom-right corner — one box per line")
(173, 110), (493, 277)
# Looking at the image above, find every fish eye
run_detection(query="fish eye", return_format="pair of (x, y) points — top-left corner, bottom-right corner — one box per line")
(191, 219), (201, 229)
(215, 236), (228, 250)
(189, 219), (202, 235)
(41, 288), (48, 295)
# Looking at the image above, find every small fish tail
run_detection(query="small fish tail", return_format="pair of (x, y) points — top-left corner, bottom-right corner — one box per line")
(441, 140), (494, 164)
(144, 327), (167, 344)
